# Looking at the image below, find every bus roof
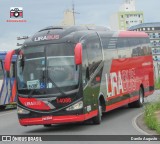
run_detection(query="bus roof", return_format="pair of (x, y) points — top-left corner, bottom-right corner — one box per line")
(22, 26), (149, 46)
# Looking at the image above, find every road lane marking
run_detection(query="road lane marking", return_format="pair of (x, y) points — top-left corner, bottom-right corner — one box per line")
(0, 111), (16, 117)
(132, 112), (150, 135)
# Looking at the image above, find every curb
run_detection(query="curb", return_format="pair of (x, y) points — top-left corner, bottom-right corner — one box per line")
(133, 112), (158, 135)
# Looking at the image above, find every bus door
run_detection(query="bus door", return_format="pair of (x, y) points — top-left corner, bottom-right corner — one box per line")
(82, 33), (103, 113)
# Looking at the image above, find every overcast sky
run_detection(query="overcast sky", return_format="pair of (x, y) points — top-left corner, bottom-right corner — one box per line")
(0, 0), (160, 50)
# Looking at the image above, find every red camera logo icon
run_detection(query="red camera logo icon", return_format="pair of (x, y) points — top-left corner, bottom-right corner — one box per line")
(10, 7), (23, 18)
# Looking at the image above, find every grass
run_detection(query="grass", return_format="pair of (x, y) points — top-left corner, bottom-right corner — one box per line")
(155, 77), (160, 89)
(144, 101), (160, 134)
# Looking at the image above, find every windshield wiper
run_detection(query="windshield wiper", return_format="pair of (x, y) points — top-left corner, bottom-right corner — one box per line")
(28, 89), (37, 98)
(47, 73), (66, 96)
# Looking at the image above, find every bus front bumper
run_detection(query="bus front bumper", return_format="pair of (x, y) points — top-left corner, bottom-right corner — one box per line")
(19, 110), (97, 126)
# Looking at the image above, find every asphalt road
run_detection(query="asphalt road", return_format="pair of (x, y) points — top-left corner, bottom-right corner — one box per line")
(0, 91), (160, 144)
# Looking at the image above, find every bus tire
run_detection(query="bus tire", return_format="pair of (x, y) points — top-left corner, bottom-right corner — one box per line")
(0, 105), (6, 110)
(92, 100), (102, 124)
(128, 87), (144, 108)
(43, 124), (52, 127)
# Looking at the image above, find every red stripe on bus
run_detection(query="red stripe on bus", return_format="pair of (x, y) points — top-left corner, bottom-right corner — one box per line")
(107, 89), (154, 101)
(119, 31), (148, 38)
(19, 97), (51, 111)
(19, 110), (98, 126)
(106, 96), (139, 112)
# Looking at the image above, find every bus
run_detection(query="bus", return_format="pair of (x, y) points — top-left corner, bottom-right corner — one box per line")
(4, 26), (154, 126)
(0, 51), (17, 109)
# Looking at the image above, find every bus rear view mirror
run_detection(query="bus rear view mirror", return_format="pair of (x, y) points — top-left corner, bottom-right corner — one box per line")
(4, 50), (15, 72)
(74, 43), (82, 65)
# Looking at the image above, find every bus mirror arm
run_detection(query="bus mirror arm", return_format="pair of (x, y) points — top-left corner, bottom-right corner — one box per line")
(4, 50), (15, 72)
(4, 48), (21, 76)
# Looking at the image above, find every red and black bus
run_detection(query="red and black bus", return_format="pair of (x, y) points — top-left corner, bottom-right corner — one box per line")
(4, 26), (154, 126)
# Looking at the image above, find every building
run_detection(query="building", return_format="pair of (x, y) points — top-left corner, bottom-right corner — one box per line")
(128, 22), (160, 79)
(61, 10), (74, 26)
(119, 0), (136, 11)
(109, 0), (144, 30)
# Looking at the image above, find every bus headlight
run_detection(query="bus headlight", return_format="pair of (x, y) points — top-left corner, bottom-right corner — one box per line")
(66, 101), (83, 111)
(17, 106), (30, 114)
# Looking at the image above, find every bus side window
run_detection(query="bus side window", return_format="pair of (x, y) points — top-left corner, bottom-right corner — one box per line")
(117, 38), (130, 58)
(101, 37), (110, 49)
(141, 38), (151, 55)
(101, 37), (118, 60)
(130, 38), (141, 57)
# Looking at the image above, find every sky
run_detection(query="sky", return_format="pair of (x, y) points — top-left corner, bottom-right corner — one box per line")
(0, 0), (160, 50)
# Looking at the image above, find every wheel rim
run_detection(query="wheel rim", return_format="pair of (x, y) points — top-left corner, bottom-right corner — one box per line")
(139, 89), (143, 104)
(99, 105), (102, 117)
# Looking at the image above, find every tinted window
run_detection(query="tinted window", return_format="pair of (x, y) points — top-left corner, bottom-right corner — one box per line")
(141, 38), (151, 55)
(130, 37), (150, 57)
(128, 38), (141, 47)
(101, 37), (111, 49)
(101, 36), (118, 49)
(117, 38), (129, 48)
(117, 38), (130, 58)
(46, 43), (74, 56)
(142, 38), (148, 44)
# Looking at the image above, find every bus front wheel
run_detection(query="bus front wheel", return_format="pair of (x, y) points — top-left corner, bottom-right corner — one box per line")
(92, 100), (102, 124)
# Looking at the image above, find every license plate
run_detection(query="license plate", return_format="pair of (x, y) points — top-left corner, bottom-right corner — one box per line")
(42, 116), (53, 121)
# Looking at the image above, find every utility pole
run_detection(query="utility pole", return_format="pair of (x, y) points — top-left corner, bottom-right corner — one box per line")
(72, 1), (80, 25)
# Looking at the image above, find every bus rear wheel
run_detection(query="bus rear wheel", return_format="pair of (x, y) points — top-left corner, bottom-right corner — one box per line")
(128, 87), (144, 108)
(0, 105), (6, 110)
(92, 100), (102, 124)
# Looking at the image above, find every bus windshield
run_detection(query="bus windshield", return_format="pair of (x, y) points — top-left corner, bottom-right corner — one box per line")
(17, 43), (79, 95)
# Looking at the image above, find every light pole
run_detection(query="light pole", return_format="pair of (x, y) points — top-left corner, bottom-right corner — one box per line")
(72, 2), (80, 25)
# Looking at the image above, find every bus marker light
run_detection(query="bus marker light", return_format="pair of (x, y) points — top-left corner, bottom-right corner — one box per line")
(42, 116), (52, 121)
(96, 76), (101, 82)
